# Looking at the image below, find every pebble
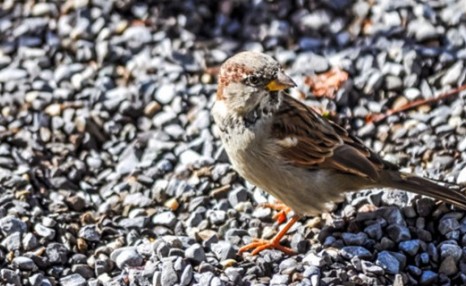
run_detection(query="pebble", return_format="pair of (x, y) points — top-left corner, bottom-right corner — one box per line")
(439, 243), (462, 262)
(376, 251), (402, 274)
(439, 256), (458, 276)
(0, 216), (27, 235)
(78, 225), (101, 242)
(419, 270), (438, 285)
(387, 224), (411, 242)
(60, 274), (87, 286)
(399, 240), (420, 256)
(212, 241), (236, 261)
(12, 257), (37, 271)
(111, 247), (144, 269)
(439, 218), (461, 235)
(46, 243), (69, 264)
(153, 211), (177, 228)
(185, 244), (206, 264)
(340, 246), (372, 260)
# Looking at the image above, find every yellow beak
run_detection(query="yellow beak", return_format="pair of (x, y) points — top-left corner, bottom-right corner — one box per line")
(266, 71), (297, 91)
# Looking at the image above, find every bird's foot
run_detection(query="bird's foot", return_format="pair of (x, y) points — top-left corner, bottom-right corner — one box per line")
(239, 214), (301, 256)
(239, 238), (295, 255)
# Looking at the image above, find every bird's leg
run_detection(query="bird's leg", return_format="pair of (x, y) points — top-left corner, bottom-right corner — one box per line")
(259, 201), (292, 224)
(239, 214), (301, 255)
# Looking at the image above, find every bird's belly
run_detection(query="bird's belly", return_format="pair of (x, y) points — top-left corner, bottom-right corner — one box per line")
(228, 145), (347, 216)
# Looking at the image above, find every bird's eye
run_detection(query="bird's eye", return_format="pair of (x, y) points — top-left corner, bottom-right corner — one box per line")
(247, 75), (261, 86)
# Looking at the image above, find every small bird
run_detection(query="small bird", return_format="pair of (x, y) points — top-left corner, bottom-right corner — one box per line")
(211, 51), (466, 255)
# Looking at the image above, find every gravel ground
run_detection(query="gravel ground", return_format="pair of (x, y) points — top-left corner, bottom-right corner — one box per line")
(1, 0), (466, 285)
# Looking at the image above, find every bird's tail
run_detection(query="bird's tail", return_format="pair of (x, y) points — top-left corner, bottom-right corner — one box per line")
(381, 171), (466, 210)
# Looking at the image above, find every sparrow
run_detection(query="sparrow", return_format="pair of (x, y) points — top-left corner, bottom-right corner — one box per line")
(212, 51), (466, 255)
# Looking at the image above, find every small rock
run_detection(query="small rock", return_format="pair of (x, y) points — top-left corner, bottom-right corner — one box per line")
(416, 198), (436, 217)
(361, 260), (384, 275)
(419, 270), (438, 285)
(161, 260), (178, 286)
(270, 274), (289, 285)
(342, 232), (368, 245)
(387, 224), (411, 242)
(211, 241), (236, 260)
(441, 61), (463, 86)
(111, 247), (144, 269)
(78, 225), (101, 242)
(439, 218), (460, 235)
(376, 251), (401, 274)
(439, 256), (458, 276)
(399, 240), (420, 256)
(0, 216), (27, 236)
(34, 223), (56, 239)
(156, 84), (177, 105)
(153, 211), (177, 228)
(12, 256), (37, 271)
(46, 243), (69, 264)
(185, 244), (206, 264)
(364, 223), (383, 240)
(340, 246), (372, 260)
(228, 187), (249, 207)
(440, 243), (462, 262)
(60, 274), (87, 286)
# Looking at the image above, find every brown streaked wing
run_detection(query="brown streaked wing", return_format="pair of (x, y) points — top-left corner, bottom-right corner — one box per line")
(272, 95), (389, 181)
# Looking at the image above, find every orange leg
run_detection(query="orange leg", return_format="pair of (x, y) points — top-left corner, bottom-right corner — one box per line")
(239, 214), (301, 255)
(259, 202), (292, 224)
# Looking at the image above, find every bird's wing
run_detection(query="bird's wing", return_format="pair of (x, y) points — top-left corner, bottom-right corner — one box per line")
(271, 95), (394, 181)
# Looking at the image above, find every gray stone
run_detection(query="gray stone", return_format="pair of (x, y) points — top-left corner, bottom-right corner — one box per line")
(361, 260), (384, 275)
(22, 233), (38, 251)
(419, 270), (438, 285)
(439, 256), (458, 276)
(342, 232), (368, 245)
(156, 84), (177, 105)
(124, 193), (153, 207)
(161, 260), (178, 286)
(0, 269), (21, 286)
(153, 211), (177, 228)
(179, 263), (193, 286)
(46, 243), (69, 264)
(441, 61), (464, 86)
(399, 239), (420, 256)
(364, 223), (383, 240)
(440, 243), (462, 262)
(34, 223), (56, 239)
(340, 246), (372, 260)
(111, 247), (144, 269)
(71, 264), (94, 279)
(439, 218), (460, 235)
(1, 232), (21, 251)
(118, 217), (149, 229)
(78, 224), (101, 242)
(270, 274), (289, 285)
(376, 251), (401, 274)
(416, 198), (436, 217)
(185, 244), (206, 264)
(211, 241), (236, 260)
(12, 256), (37, 271)
(60, 274), (87, 286)
(0, 216), (27, 236)
(228, 187), (249, 206)
(387, 224), (411, 242)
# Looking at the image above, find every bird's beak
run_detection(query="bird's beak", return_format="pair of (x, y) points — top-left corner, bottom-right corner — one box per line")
(266, 71), (297, 91)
